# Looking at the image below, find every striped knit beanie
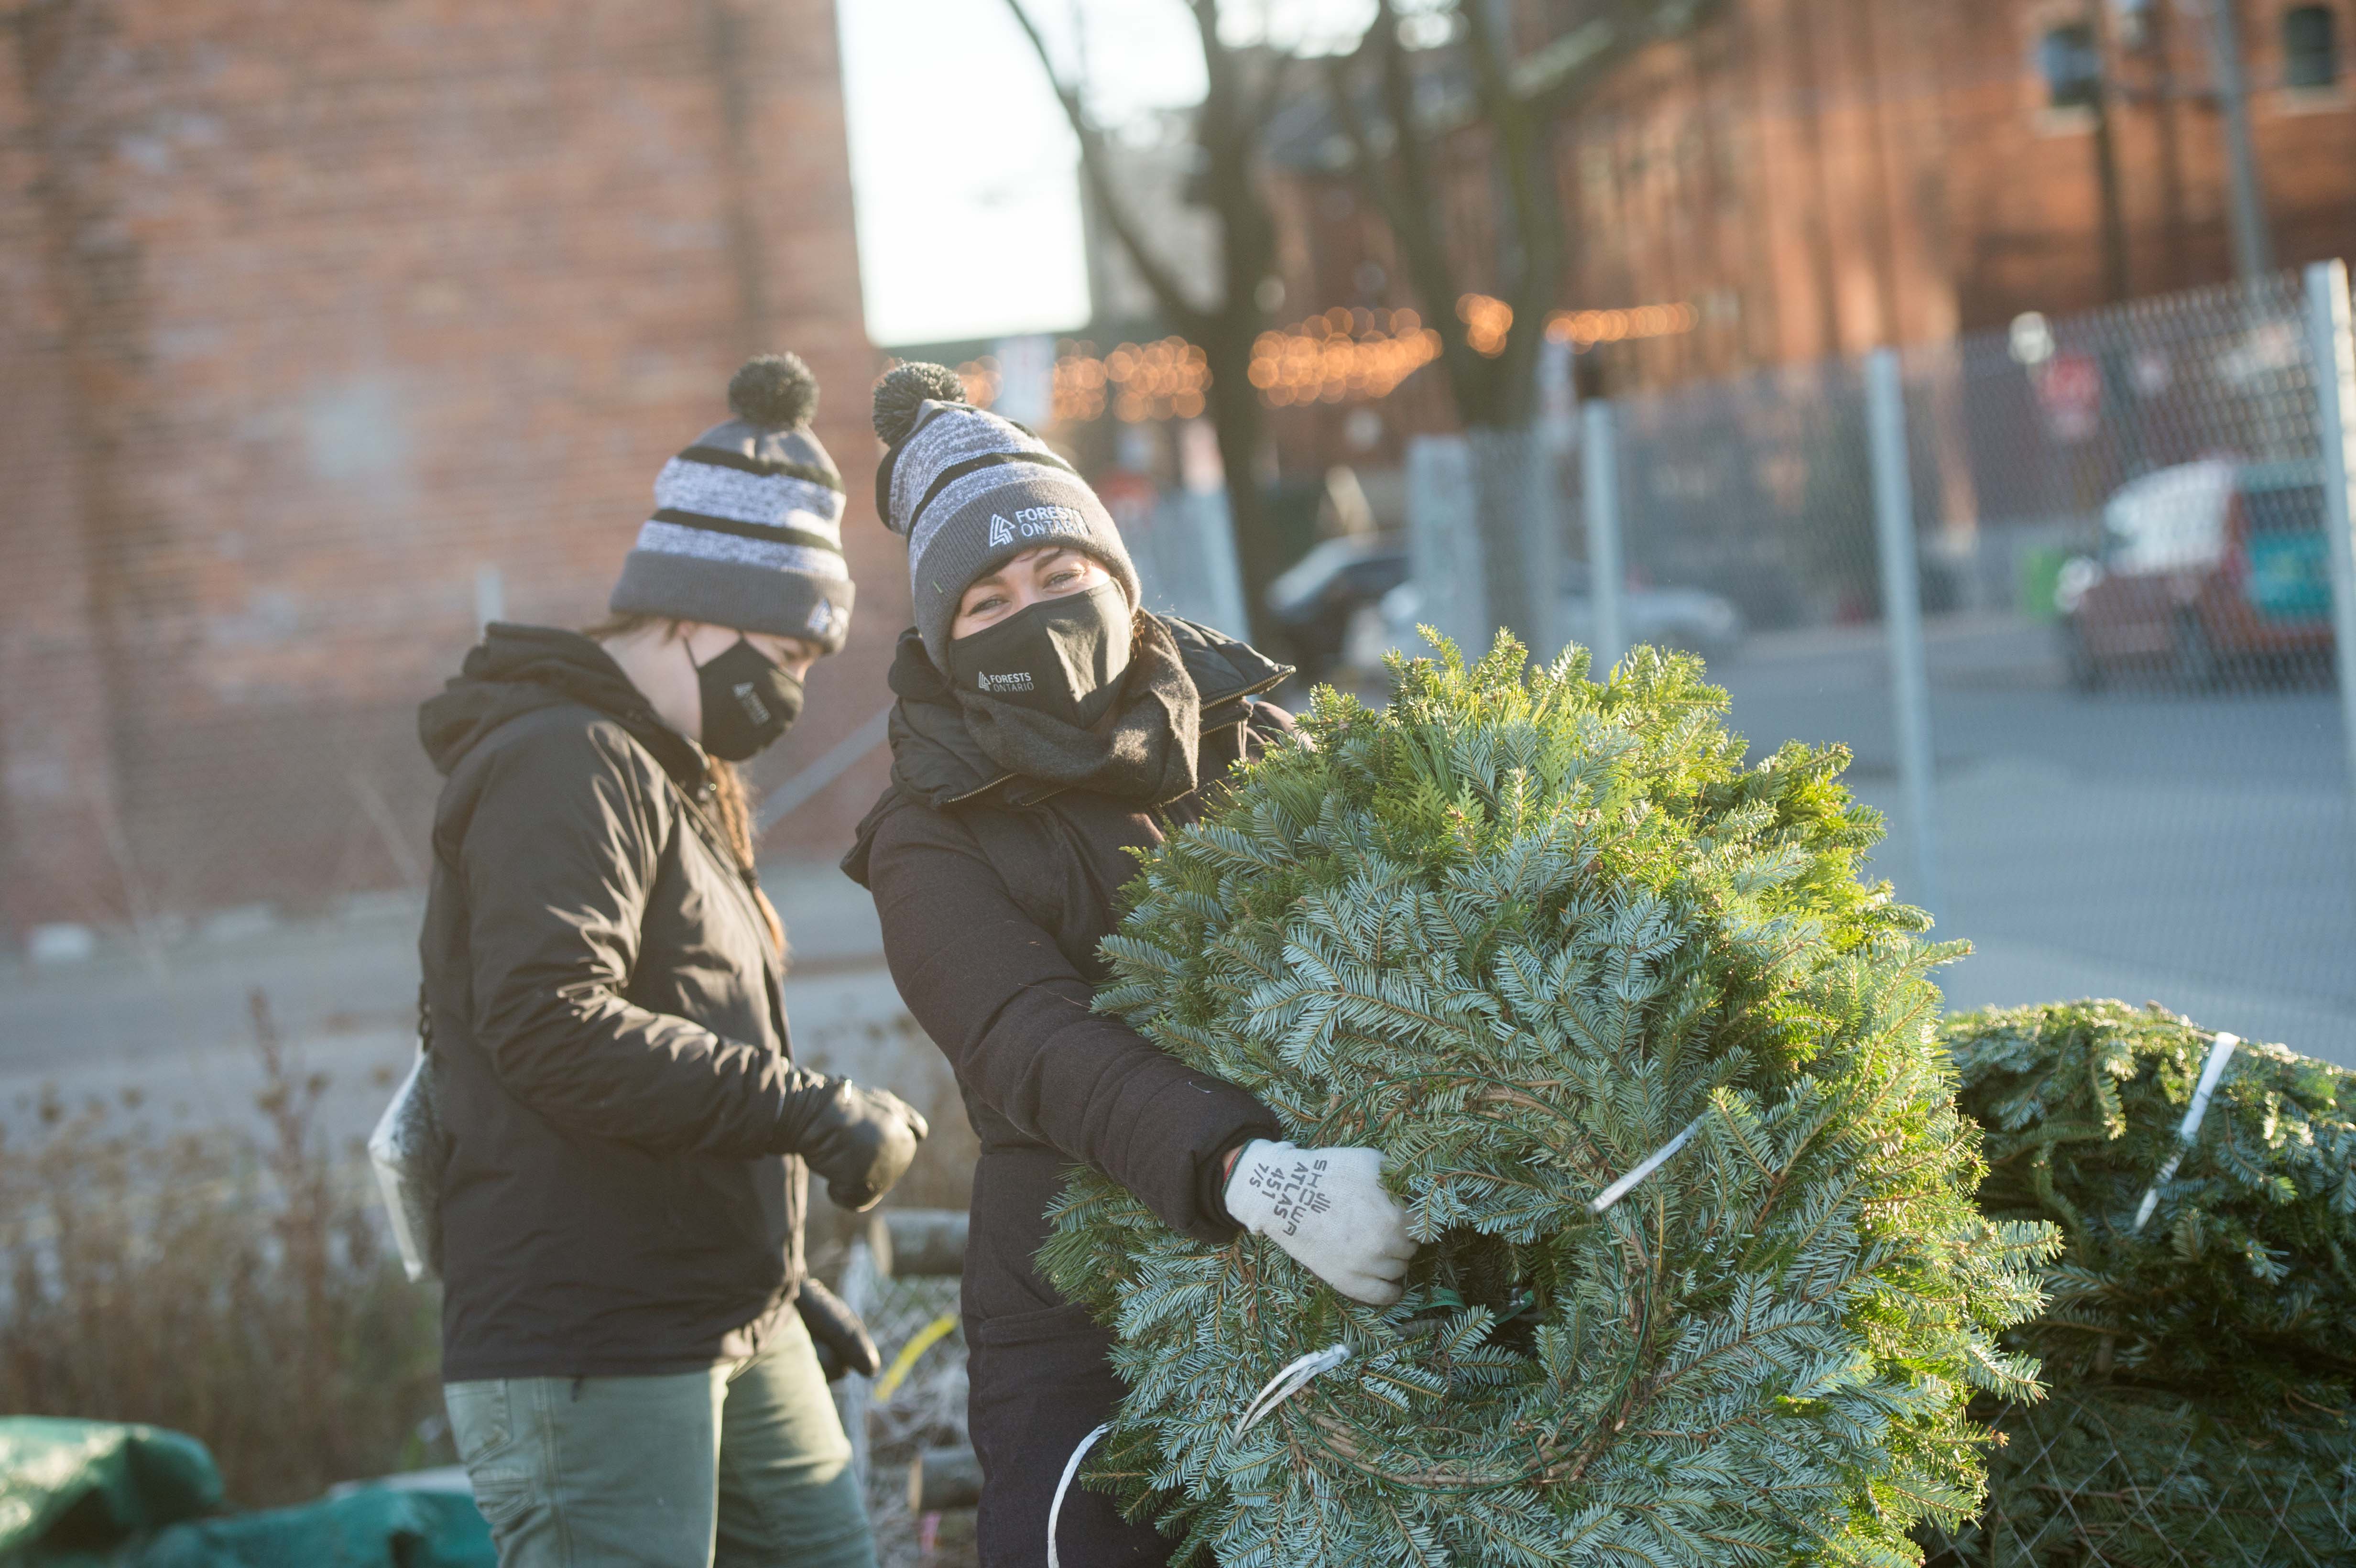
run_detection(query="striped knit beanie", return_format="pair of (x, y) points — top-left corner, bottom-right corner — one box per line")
(871, 362), (1139, 666)
(609, 354), (855, 653)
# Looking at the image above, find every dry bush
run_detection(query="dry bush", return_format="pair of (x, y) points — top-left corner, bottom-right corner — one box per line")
(0, 990), (448, 1505)
(840, 1271), (977, 1568)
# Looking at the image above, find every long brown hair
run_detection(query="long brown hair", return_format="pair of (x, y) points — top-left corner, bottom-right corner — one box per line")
(584, 613), (786, 955)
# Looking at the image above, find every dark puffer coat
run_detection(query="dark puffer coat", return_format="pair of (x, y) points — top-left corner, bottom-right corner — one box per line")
(420, 625), (853, 1381)
(843, 617), (1292, 1567)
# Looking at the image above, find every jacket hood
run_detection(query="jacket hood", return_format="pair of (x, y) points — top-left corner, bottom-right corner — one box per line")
(418, 622), (702, 781)
(840, 615), (1290, 886)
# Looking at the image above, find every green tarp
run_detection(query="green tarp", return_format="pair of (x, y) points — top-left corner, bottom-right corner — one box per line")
(0, 1418), (492, 1568)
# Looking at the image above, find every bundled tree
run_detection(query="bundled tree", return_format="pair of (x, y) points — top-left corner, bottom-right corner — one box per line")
(1946, 1000), (2356, 1397)
(1926, 1000), (2356, 1567)
(1040, 635), (2053, 1566)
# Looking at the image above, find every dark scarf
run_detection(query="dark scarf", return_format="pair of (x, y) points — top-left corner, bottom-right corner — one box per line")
(951, 612), (1201, 805)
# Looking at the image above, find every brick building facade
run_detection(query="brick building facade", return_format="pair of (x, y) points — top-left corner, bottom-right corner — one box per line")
(1274, 0), (2356, 402)
(0, 0), (891, 939)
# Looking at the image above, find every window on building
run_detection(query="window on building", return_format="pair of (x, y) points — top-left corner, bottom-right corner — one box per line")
(2040, 23), (2103, 109)
(2284, 5), (2340, 88)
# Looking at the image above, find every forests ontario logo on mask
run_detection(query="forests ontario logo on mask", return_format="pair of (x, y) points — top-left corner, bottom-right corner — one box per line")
(731, 683), (773, 723)
(977, 672), (1035, 694)
(986, 507), (1088, 549)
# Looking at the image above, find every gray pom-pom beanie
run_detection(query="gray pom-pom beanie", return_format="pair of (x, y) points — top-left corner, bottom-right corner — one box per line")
(871, 362), (1139, 666)
(608, 352), (856, 653)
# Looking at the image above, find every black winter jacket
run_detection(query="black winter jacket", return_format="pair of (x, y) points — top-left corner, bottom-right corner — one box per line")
(420, 625), (841, 1380)
(843, 618), (1294, 1284)
(844, 617), (1293, 1566)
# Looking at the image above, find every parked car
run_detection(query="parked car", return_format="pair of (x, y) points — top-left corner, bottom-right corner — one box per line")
(2057, 457), (2336, 689)
(1558, 561), (1746, 665)
(1264, 535), (1412, 682)
(1343, 564), (1746, 673)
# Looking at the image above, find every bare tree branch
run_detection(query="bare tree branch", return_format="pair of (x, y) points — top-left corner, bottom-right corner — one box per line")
(1458, 0), (1563, 424)
(1327, 0), (1496, 417)
(1319, 54), (1411, 268)
(1002, 0), (1291, 639)
(1320, 0), (1725, 427)
(1002, 0), (1213, 337)
(1516, 0), (1728, 116)
(1183, 0), (1279, 345)
(1245, 20), (1294, 139)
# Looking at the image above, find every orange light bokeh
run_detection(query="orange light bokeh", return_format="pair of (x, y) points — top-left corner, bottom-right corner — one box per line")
(1455, 293), (1514, 357)
(1052, 336), (1207, 424)
(1248, 307), (1441, 408)
(1543, 300), (1700, 347)
(1040, 296), (1692, 427)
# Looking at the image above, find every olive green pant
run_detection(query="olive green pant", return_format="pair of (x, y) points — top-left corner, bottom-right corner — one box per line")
(444, 1312), (873, 1568)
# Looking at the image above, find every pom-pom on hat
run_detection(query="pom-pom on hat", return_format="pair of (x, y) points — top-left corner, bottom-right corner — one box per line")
(870, 361), (1139, 666)
(608, 352), (855, 653)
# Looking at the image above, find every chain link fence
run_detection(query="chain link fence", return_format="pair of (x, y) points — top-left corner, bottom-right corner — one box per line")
(1351, 265), (2356, 1559)
(1920, 1387), (2356, 1568)
(1568, 269), (2356, 1065)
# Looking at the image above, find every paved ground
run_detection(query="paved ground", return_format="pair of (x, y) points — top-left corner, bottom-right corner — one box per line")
(0, 863), (930, 1153)
(1713, 613), (2356, 1064)
(3, 610), (2348, 1156)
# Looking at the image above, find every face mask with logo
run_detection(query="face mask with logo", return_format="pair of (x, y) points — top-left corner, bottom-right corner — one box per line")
(947, 579), (1134, 729)
(689, 635), (803, 762)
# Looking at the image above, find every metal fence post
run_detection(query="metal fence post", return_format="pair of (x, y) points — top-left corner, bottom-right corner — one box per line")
(1865, 348), (1943, 915)
(1406, 434), (1487, 656)
(2303, 261), (2356, 851)
(1581, 400), (1626, 675)
(1523, 423), (1564, 663)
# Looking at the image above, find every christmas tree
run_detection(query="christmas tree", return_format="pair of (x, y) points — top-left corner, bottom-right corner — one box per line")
(1923, 1001), (2356, 1566)
(1039, 635), (2054, 1567)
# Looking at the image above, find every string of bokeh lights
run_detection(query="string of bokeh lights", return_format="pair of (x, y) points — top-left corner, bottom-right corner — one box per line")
(946, 293), (1697, 423)
(1251, 307), (1443, 407)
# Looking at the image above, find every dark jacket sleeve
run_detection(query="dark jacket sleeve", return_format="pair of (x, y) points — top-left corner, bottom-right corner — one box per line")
(457, 719), (830, 1160)
(865, 801), (1278, 1244)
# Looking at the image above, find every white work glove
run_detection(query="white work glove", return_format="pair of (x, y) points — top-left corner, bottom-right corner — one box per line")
(1222, 1140), (1415, 1306)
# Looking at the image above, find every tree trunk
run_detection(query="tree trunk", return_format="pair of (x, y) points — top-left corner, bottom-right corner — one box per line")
(1202, 329), (1280, 645)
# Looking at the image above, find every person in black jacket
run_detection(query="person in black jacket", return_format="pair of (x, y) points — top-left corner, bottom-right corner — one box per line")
(420, 356), (926, 1568)
(843, 365), (1417, 1568)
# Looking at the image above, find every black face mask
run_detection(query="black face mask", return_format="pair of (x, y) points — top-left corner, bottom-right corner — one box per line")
(947, 580), (1134, 729)
(689, 636), (803, 762)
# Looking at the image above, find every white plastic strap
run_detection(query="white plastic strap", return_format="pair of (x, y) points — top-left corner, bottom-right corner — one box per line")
(2132, 1032), (2239, 1233)
(1047, 1421), (1112, 1568)
(1234, 1343), (1352, 1437)
(1591, 1113), (1707, 1215)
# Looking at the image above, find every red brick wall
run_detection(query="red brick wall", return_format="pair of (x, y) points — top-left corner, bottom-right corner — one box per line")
(0, 11), (124, 934)
(1267, 0), (2356, 411)
(0, 0), (894, 936)
(1563, 0), (2356, 377)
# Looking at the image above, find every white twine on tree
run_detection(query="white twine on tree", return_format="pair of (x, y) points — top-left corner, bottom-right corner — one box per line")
(1047, 1421), (1113, 1568)
(1234, 1343), (1353, 1437)
(1591, 1113), (1708, 1215)
(1050, 1345), (1359, 1562)
(2132, 1032), (2240, 1233)
(1046, 1103), (1734, 1552)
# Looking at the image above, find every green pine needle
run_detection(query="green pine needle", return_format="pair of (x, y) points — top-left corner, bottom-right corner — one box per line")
(1042, 631), (2052, 1567)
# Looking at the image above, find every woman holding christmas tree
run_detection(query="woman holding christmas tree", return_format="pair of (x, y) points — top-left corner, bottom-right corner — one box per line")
(844, 364), (1416, 1566)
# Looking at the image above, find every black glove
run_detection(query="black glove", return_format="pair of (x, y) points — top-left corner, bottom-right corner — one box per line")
(797, 1277), (881, 1382)
(782, 1076), (927, 1211)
